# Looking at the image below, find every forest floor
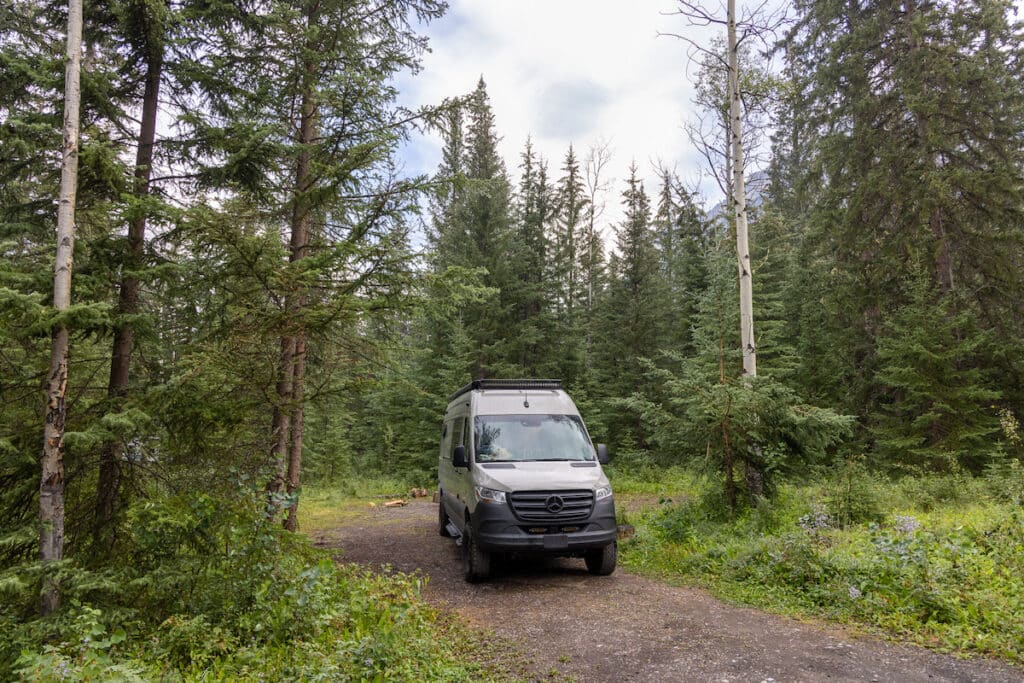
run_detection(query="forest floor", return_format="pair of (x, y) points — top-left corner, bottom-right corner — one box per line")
(311, 497), (1024, 682)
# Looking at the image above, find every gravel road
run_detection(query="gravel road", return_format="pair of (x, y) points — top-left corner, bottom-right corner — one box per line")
(314, 499), (1023, 683)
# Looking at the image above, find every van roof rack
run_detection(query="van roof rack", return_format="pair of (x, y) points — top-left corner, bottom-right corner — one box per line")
(448, 379), (563, 402)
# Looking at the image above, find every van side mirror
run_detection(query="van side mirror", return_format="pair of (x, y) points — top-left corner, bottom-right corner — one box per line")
(596, 443), (609, 464)
(453, 444), (469, 469)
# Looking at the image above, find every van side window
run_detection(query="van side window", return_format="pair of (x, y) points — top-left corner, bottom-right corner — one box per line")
(461, 419), (472, 461)
(440, 419), (453, 460)
(449, 417), (465, 460)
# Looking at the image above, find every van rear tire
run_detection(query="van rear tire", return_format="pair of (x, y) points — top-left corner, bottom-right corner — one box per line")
(585, 542), (617, 575)
(462, 526), (490, 582)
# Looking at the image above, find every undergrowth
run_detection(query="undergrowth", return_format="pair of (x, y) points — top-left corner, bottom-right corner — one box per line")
(0, 489), (502, 681)
(616, 462), (1024, 663)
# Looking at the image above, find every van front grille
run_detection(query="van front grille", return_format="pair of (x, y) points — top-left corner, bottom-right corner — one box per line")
(509, 490), (593, 522)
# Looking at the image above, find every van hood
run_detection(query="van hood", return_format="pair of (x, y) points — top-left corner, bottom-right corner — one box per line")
(474, 461), (610, 492)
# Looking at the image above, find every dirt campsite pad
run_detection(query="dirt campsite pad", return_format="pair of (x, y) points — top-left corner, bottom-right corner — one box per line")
(314, 499), (1023, 682)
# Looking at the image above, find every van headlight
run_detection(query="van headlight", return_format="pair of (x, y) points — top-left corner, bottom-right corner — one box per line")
(595, 486), (612, 501)
(474, 486), (507, 504)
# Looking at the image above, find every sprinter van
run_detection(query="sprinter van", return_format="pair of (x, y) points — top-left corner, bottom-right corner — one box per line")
(437, 379), (617, 582)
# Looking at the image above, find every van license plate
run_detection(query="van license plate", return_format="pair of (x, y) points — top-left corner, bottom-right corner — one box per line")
(543, 534), (568, 550)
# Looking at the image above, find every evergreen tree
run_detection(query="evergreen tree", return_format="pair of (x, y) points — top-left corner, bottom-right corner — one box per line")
(595, 165), (664, 450)
(508, 138), (556, 376)
(872, 272), (1001, 474)
(786, 0), (1024, 463)
(430, 77), (517, 378)
(653, 167), (708, 356)
(549, 144), (590, 383)
(95, 0), (174, 549)
(176, 0), (446, 526)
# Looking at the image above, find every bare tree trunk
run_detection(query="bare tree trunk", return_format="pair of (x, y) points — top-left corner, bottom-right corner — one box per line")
(728, 0), (757, 380)
(95, 45), (164, 546)
(277, 42), (316, 527)
(41, 0), (83, 617)
(268, 335), (295, 502)
(284, 335), (306, 531)
(727, 0), (766, 499)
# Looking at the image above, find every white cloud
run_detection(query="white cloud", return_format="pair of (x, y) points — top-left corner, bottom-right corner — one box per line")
(398, 0), (722, 227)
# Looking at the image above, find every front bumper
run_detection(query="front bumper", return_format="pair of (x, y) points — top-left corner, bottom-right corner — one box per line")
(472, 496), (617, 554)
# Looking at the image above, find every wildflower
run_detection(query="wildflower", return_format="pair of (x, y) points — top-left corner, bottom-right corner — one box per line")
(848, 585), (862, 600)
(893, 515), (920, 534)
(798, 506), (833, 532)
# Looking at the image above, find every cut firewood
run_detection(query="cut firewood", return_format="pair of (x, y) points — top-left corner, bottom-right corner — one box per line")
(383, 499), (407, 508)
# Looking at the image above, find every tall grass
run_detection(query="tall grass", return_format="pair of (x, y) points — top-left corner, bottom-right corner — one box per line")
(616, 464), (1024, 663)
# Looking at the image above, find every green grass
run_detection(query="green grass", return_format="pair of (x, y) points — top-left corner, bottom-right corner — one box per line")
(616, 468), (1024, 664)
(299, 476), (431, 531)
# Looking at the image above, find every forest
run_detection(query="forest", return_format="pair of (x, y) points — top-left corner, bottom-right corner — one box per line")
(2, 0), (1024, 678)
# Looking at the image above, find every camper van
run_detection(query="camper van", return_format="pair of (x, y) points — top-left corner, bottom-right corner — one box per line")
(437, 379), (617, 582)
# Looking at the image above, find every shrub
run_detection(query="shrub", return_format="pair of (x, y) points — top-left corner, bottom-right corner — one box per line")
(1, 490), (487, 681)
(619, 471), (1024, 662)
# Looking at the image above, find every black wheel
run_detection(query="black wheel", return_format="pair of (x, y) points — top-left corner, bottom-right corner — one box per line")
(438, 499), (452, 537)
(585, 542), (617, 576)
(462, 524), (491, 582)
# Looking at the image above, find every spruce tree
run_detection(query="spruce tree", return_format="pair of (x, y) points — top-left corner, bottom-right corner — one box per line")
(550, 144), (589, 383)
(872, 271), (1001, 474)
(785, 0), (1024, 462)
(431, 77), (517, 378)
(177, 0), (447, 526)
(508, 138), (556, 376)
(595, 165), (664, 450)
(653, 167), (708, 356)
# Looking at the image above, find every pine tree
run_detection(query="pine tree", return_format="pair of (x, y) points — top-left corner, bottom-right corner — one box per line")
(594, 165), (664, 450)
(508, 138), (556, 375)
(785, 0), (1024, 459)
(431, 77), (517, 378)
(653, 167), (708, 356)
(178, 0), (447, 527)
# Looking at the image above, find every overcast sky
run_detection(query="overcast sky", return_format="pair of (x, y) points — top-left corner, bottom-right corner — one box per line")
(397, 0), (725, 225)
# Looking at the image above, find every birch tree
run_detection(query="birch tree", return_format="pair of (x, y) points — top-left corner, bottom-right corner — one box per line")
(40, 0), (83, 616)
(667, 0), (783, 379)
(666, 0), (786, 496)
(582, 140), (611, 318)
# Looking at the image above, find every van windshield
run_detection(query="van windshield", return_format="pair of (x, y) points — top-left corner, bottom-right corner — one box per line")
(474, 414), (595, 462)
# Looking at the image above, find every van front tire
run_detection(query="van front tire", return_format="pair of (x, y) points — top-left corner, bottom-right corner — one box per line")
(438, 500), (452, 537)
(462, 526), (491, 582)
(585, 542), (617, 576)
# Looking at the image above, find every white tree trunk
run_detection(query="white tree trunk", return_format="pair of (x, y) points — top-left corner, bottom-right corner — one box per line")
(728, 0), (757, 379)
(40, 0), (84, 616)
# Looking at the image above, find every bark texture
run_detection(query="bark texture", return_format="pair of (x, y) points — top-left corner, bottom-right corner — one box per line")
(274, 37), (316, 529)
(728, 0), (757, 379)
(96, 44), (164, 544)
(41, 0), (84, 616)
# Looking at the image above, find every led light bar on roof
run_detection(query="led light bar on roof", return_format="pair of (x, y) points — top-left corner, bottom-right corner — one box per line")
(447, 379), (563, 402)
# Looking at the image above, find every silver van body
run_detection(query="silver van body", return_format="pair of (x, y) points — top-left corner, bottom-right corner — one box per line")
(438, 379), (617, 581)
